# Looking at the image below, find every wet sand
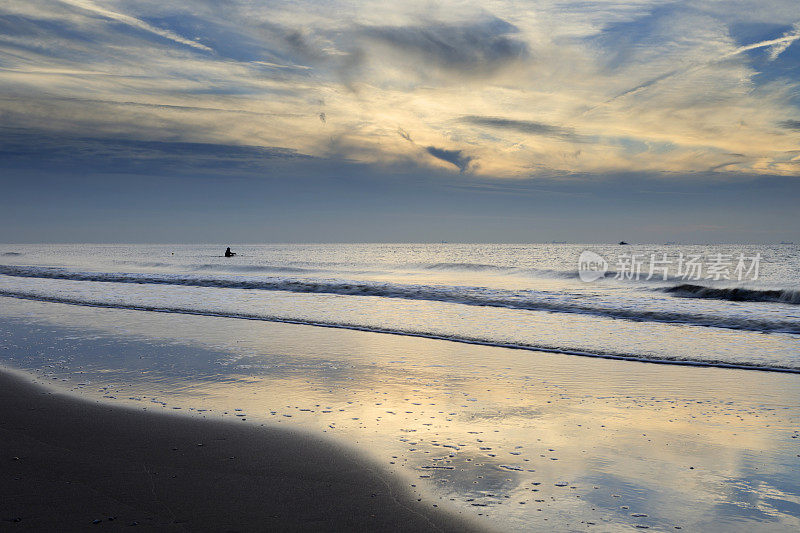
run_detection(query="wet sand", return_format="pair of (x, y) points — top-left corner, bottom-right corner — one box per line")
(0, 370), (482, 532)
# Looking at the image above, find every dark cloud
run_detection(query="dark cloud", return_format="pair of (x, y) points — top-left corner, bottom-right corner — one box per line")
(0, 130), (313, 174)
(0, 94), (298, 117)
(283, 29), (325, 61)
(460, 115), (584, 142)
(361, 17), (528, 75)
(397, 129), (472, 172)
(779, 120), (800, 130)
(279, 27), (365, 89)
(425, 146), (473, 172)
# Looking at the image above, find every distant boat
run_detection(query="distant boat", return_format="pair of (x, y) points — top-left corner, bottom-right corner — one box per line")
(618, 241), (629, 245)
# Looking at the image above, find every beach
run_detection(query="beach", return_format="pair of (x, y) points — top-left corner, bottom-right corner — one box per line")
(0, 369), (480, 532)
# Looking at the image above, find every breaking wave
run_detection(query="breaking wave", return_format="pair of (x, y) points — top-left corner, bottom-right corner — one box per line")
(1, 265), (799, 333)
(664, 284), (800, 305)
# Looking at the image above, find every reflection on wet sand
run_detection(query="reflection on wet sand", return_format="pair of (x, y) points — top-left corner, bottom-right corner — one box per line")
(1, 297), (799, 531)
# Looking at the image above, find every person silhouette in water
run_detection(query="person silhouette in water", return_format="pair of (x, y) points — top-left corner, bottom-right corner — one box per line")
(225, 247), (236, 257)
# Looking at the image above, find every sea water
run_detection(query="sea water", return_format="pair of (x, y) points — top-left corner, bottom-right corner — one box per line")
(1, 243), (799, 369)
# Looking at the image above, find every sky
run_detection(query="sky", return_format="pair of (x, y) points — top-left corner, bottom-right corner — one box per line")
(1, 0), (799, 243)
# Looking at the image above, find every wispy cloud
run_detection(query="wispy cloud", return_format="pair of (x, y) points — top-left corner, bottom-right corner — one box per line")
(604, 21), (800, 105)
(749, 23), (800, 60)
(460, 116), (584, 142)
(57, 0), (213, 51)
(0, 0), (798, 178)
(712, 22), (800, 61)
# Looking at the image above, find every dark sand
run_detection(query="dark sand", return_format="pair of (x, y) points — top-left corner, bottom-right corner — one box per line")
(0, 371), (482, 532)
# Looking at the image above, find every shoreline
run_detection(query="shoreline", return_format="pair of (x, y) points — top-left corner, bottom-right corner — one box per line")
(2, 291), (797, 374)
(0, 368), (482, 532)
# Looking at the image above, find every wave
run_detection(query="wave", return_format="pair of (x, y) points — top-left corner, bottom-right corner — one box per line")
(414, 262), (681, 283)
(1, 265), (798, 334)
(113, 260), (172, 268)
(1, 252), (22, 256)
(420, 262), (513, 272)
(113, 260), (325, 274)
(1, 289), (798, 374)
(190, 263), (317, 274)
(416, 262), (579, 279)
(664, 284), (800, 305)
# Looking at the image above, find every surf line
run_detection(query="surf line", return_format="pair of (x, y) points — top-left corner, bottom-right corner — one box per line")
(1, 290), (798, 375)
(1, 266), (797, 334)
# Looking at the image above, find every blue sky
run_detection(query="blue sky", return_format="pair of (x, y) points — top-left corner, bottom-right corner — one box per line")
(1, 1), (799, 242)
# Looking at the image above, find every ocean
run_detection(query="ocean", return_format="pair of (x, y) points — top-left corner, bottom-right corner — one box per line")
(1, 243), (799, 531)
(1, 243), (799, 370)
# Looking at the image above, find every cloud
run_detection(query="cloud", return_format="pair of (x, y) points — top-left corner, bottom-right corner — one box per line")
(0, 1), (798, 178)
(0, 130), (314, 174)
(752, 23), (800, 60)
(780, 120), (800, 130)
(602, 17), (800, 105)
(397, 127), (472, 172)
(0, 93), (299, 117)
(425, 146), (473, 172)
(57, 0), (212, 51)
(360, 16), (528, 76)
(460, 116), (584, 142)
